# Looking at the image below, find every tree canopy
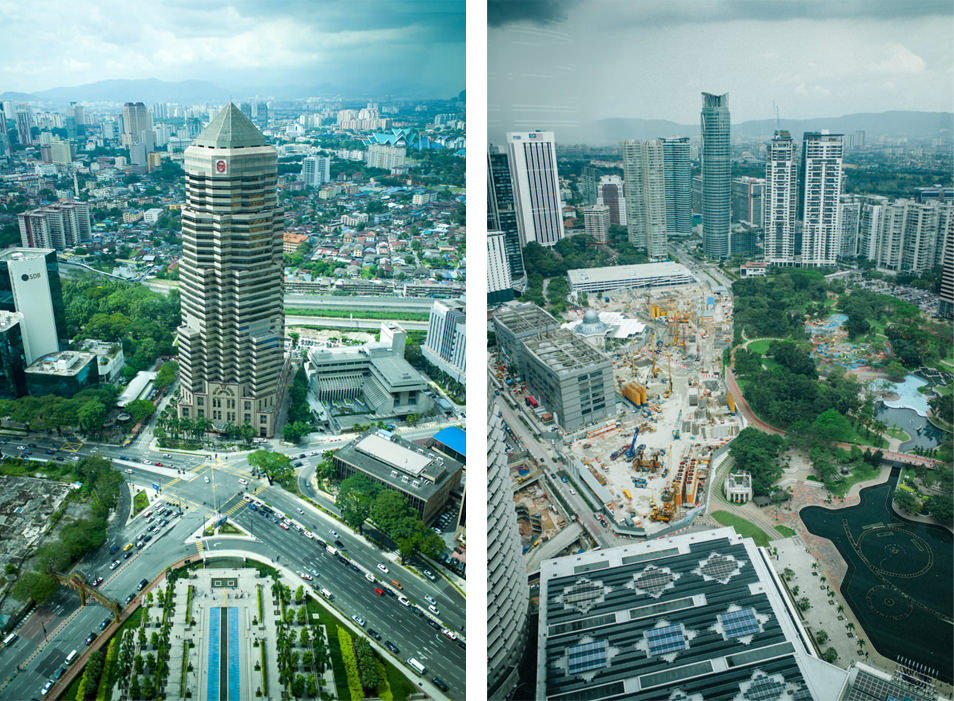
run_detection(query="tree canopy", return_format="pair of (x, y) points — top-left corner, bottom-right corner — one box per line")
(728, 428), (787, 496)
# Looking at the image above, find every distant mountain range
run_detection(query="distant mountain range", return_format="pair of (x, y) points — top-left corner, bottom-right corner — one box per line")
(579, 111), (953, 145)
(0, 78), (463, 106)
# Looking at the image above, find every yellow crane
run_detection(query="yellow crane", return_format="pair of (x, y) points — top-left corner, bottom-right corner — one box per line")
(650, 331), (659, 377)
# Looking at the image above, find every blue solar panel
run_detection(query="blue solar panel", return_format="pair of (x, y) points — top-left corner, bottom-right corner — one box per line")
(646, 624), (687, 656)
(721, 608), (761, 638)
(567, 640), (607, 675)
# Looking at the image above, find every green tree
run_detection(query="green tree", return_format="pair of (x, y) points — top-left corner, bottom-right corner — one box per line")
(125, 399), (156, 424)
(335, 475), (381, 533)
(811, 409), (853, 444)
(12, 571), (58, 604)
(78, 399), (107, 435)
(893, 489), (922, 515)
(728, 428), (786, 496)
(926, 493), (953, 525)
(248, 450), (292, 485)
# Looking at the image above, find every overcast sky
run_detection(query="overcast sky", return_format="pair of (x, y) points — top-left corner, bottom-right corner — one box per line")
(488, 0), (954, 143)
(0, 0), (464, 97)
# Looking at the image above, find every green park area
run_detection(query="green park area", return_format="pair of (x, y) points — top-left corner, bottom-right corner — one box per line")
(711, 511), (771, 548)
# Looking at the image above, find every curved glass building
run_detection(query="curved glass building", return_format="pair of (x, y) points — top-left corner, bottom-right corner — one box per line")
(701, 93), (731, 258)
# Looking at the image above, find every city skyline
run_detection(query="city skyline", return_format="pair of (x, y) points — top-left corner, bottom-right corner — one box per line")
(0, 0), (464, 98)
(488, 0), (953, 144)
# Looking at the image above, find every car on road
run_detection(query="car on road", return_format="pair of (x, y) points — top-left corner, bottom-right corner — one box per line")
(16, 445), (24, 450)
(124, 468), (133, 474)
(120, 456), (128, 460)
(85, 631), (96, 645)
(364, 572), (375, 583)
(351, 615), (365, 627)
(433, 677), (449, 692)
(204, 476), (210, 483)
(373, 587), (384, 596)
(162, 453), (170, 458)
(54, 666), (65, 679)
(422, 569), (436, 581)
(137, 578), (148, 591)
(299, 572), (313, 581)
(41, 680), (53, 696)
(296, 507), (303, 513)
(329, 529), (339, 538)
(99, 616), (112, 631)
(123, 550), (133, 559)
(109, 560), (120, 570)
(46, 448), (55, 454)
(91, 576), (104, 587)
(428, 604), (439, 615)
(398, 596), (410, 607)
(384, 641), (399, 654)
(367, 628), (381, 640)
(279, 523), (289, 530)
(441, 628), (457, 640)
(154, 462), (162, 466)
(424, 594), (436, 605)
(238, 478), (248, 485)
(376, 563), (389, 574)
(124, 594), (135, 606)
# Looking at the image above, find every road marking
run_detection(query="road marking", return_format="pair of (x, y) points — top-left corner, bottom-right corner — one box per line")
(195, 541), (204, 556)
(60, 441), (83, 453)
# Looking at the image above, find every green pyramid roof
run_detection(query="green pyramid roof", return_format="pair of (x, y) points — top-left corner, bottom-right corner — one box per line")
(193, 103), (266, 149)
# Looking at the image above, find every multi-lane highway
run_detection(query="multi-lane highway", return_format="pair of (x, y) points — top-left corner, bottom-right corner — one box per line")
(0, 437), (465, 699)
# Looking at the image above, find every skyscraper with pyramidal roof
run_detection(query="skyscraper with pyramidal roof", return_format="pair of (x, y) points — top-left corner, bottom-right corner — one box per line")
(177, 104), (284, 437)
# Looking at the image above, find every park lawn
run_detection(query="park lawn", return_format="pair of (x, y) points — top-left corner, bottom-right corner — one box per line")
(711, 510), (771, 548)
(132, 490), (149, 515)
(885, 426), (910, 441)
(826, 461), (881, 498)
(747, 339), (773, 355)
(761, 358), (783, 374)
(774, 525), (796, 537)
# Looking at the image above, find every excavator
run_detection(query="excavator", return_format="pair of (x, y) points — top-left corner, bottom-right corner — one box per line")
(624, 426), (641, 460)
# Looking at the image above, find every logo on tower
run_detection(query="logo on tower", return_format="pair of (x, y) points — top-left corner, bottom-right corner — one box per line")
(215, 159), (227, 174)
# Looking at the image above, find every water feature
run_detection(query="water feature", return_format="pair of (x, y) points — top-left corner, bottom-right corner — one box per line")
(876, 403), (945, 452)
(801, 468), (953, 682)
(882, 374), (931, 416)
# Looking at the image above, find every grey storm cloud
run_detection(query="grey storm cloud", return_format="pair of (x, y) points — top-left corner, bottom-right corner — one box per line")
(488, 0), (580, 27)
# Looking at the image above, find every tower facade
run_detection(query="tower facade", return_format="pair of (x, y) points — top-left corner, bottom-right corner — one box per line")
(488, 150), (525, 277)
(763, 130), (798, 265)
(701, 93), (731, 258)
(0, 249), (66, 364)
(597, 174), (626, 227)
(300, 155), (331, 187)
(487, 401), (530, 698)
(661, 136), (692, 236)
(506, 131), (565, 247)
(177, 104), (284, 437)
(622, 139), (668, 259)
(581, 203), (611, 243)
(801, 132), (844, 267)
(487, 231), (514, 305)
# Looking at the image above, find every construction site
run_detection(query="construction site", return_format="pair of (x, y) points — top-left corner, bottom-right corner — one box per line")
(560, 282), (743, 537)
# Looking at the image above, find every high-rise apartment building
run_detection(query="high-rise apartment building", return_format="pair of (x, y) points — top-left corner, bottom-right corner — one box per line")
(15, 107), (33, 147)
(800, 131), (844, 267)
(857, 196), (888, 261)
(487, 401), (530, 698)
(0, 249), (66, 364)
(701, 93), (731, 258)
(487, 231), (514, 305)
(122, 102), (152, 146)
(366, 143), (406, 171)
(661, 136), (692, 236)
(597, 175), (626, 227)
(838, 195), (862, 259)
(300, 155), (331, 187)
(487, 150), (525, 277)
(763, 130), (798, 265)
(17, 201), (91, 250)
(939, 218), (954, 319)
(622, 139), (668, 258)
(506, 131), (565, 247)
(422, 299), (466, 385)
(581, 203), (611, 243)
(177, 104), (285, 438)
(876, 200), (949, 274)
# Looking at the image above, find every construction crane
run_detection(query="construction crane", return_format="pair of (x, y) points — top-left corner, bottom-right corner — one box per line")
(624, 426), (641, 460)
(673, 409), (682, 439)
(667, 353), (673, 395)
(650, 331), (659, 377)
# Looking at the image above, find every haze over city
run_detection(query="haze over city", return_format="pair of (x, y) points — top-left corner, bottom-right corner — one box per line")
(488, 0), (954, 144)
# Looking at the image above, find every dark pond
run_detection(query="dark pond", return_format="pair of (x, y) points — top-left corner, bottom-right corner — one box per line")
(801, 468), (953, 682)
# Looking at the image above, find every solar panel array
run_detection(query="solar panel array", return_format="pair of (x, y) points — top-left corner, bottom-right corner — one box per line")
(646, 624), (687, 656)
(742, 673), (787, 701)
(633, 566), (676, 598)
(567, 640), (608, 675)
(721, 608), (761, 639)
(562, 579), (604, 613)
(696, 553), (740, 583)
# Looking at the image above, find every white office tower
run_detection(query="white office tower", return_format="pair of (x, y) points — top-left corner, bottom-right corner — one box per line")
(622, 139), (668, 259)
(300, 155), (332, 187)
(581, 203), (611, 243)
(876, 200), (948, 274)
(801, 132), (844, 267)
(506, 131), (565, 247)
(763, 130), (798, 265)
(487, 402), (530, 699)
(0, 249), (66, 364)
(838, 196), (862, 259)
(597, 174), (627, 227)
(422, 299), (466, 384)
(488, 231), (513, 297)
(177, 104), (284, 438)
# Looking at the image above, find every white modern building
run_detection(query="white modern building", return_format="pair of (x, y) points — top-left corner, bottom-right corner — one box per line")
(300, 155), (332, 187)
(17, 201), (91, 250)
(487, 401), (530, 698)
(567, 262), (696, 296)
(487, 230), (513, 302)
(763, 130), (798, 266)
(838, 195), (862, 259)
(800, 131), (844, 268)
(581, 203), (611, 243)
(0, 248), (66, 364)
(422, 299), (466, 385)
(366, 143), (406, 171)
(622, 139), (668, 258)
(506, 131), (565, 247)
(876, 199), (950, 274)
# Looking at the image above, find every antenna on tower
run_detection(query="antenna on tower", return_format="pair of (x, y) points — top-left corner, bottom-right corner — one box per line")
(774, 101), (780, 131)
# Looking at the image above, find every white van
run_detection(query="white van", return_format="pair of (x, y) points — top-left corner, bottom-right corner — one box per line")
(64, 649), (78, 665)
(319, 588), (333, 600)
(406, 657), (426, 675)
(2, 632), (16, 646)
